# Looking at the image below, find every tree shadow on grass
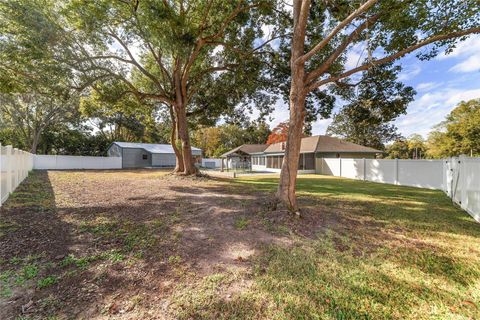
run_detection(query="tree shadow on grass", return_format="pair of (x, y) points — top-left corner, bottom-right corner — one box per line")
(0, 171), (73, 318)
(234, 175), (480, 238)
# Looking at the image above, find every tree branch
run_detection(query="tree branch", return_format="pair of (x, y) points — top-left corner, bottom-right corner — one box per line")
(305, 14), (380, 84)
(297, 0), (379, 65)
(107, 30), (166, 93)
(306, 27), (480, 92)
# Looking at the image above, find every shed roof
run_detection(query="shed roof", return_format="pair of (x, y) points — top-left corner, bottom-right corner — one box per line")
(112, 142), (201, 154)
(264, 135), (382, 154)
(221, 144), (268, 157)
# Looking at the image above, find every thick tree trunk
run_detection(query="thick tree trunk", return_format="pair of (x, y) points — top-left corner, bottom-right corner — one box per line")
(276, 0), (308, 213)
(173, 64), (197, 175)
(175, 103), (198, 175)
(168, 105), (184, 173)
(276, 80), (306, 212)
(30, 129), (42, 154)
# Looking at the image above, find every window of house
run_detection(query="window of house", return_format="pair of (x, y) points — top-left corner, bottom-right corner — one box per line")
(304, 153), (315, 169)
(266, 155), (283, 169)
(142, 154), (148, 160)
(298, 154), (304, 170)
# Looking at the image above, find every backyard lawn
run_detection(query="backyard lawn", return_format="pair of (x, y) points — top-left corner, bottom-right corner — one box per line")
(1, 170), (479, 319)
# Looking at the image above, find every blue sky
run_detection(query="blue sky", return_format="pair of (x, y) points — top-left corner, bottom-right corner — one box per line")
(260, 35), (480, 139)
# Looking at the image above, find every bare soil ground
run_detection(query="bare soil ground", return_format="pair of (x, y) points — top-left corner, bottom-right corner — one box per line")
(0, 170), (307, 319)
(1, 170), (479, 320)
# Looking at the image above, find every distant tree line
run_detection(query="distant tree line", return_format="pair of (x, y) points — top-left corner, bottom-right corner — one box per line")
(382, 98), (480, 159)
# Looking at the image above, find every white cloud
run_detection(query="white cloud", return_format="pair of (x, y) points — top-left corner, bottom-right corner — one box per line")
(311, 118), (333, 135)
(248, 99), (289, 128)
(435, 35), (480, 75)
(437, 35), (480, 60)
(395, 87), (480, 137)
(449, 55), (480, 73)
(398, 63), (421, 81)
(266, 100), (290, 126)
(344, 43), (365, 70)
(416, 82), (442, 91)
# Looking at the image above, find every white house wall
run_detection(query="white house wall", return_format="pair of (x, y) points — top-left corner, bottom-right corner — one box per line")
(252, 165), (315, 174)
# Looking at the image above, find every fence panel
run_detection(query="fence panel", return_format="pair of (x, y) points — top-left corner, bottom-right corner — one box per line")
(340, 158), (364, 180)
(33, 155), (122, 170)
(0, 145), (8, 203)
(201, 158), (222, 168)
(397, 159), (444, 189)
(320, 158), (341, 176)
(0, 145), (34, 206)
(449, 156), (480, 222)
(365, 159), (396, 184)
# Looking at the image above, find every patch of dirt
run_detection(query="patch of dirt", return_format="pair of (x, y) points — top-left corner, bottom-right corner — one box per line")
(0, 171), (283, 319)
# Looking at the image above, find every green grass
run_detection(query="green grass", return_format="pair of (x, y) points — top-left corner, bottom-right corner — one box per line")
(171, 174), (480, 319)
(234, 217), (250, 230)
(3, 172), (54, 211)
(37, 276), (58, 289)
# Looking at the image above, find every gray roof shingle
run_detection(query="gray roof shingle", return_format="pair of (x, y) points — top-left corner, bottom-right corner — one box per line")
(264, 135), (382, 154)
(112, 142), (202, 154)
(221, 144), (268, 157)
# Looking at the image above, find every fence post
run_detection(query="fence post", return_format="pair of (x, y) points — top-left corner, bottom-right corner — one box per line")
(394, 158), (399, 185)
(339, 158), (342, 177)
(442, 159), (447, 193)
(459, 155), (467, 210)
(363, 158), (366, 180)
(15, 149), (20, 188)
(6, 146), (12, 195)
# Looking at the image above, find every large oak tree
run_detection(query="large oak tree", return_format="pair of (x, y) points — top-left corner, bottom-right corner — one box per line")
(275, 0), (480, 212)
(1, 0), (277, 174)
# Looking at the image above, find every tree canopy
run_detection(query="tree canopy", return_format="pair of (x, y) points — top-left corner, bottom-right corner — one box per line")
(426, 99), (480, 158)
(327, 64), (415, 150)
(385, 134), (427, 159)
(192, 122), (271, 157)
(0, 0), (278, 174)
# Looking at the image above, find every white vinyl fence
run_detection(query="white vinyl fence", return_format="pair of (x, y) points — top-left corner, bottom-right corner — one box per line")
(34, 155), (122, 170)
(318, 157), (480, 222)
(445, 156), (480, 223)
(201, 158), (222, 169)
(318, 158), (444, 189)
(0, 145), (34, 205)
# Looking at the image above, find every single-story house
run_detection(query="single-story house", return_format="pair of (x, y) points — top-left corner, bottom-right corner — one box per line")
(107, 142), (202, 169)
(220, 144), (268, 170)
(224, 135), (381, 173)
